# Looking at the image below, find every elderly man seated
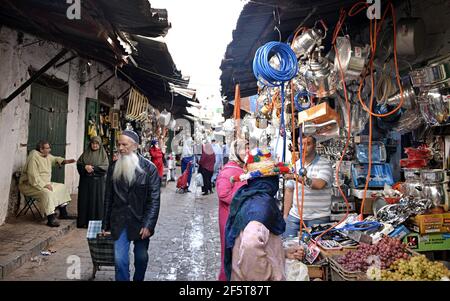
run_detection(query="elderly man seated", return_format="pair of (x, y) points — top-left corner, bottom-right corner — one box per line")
(19, 140), (76, 227)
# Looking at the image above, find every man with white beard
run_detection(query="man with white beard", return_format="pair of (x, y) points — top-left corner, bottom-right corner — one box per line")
(102, 130), (161, 281)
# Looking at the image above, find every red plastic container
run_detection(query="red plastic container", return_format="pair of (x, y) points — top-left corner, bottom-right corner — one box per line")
(400, 158), (428, 168)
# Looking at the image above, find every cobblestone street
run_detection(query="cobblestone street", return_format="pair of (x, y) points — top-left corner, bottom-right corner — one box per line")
(2, 181), (221, 281)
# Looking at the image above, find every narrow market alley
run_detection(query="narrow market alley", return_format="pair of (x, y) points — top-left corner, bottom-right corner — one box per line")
(2, 181), (221, 281)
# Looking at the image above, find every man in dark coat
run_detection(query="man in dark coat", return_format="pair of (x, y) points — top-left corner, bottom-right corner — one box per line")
(102, 130), (161, 281)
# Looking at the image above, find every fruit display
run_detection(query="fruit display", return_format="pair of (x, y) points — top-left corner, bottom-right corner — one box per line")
(380, 255), (450, 281)
(337, 236), (410, 272)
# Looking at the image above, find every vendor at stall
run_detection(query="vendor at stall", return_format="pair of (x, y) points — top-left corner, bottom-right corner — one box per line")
(283, 136), (333, 238)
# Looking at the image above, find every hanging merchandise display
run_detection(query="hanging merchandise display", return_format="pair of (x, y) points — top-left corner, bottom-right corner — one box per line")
(334, 36), (370, 83)
(291, 26), (325, 59)
(227, 0), (450, 281)
(298, 48), (337, 98)
(126, 88), (149, 122)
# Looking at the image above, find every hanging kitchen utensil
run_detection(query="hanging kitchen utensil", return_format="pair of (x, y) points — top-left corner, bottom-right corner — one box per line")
(386, 81), (417, 110)
(299, 49), (337, 98)
(291, 27), (325, 59)
(159, 109), (171, 127)
(396, 18), (426, 58)
(418, 89), (449, 125)
(168, 118), (177, 130)
(336, 93), (368, 135)
(334, 36), (370, 83)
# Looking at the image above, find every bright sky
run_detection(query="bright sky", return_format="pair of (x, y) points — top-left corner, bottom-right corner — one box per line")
(149, 0), (245, 107)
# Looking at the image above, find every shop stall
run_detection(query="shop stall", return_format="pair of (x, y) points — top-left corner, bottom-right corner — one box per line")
(226, 0), (450, 281)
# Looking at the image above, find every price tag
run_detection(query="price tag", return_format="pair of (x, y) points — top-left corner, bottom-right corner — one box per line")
(305, 241), (321, 264)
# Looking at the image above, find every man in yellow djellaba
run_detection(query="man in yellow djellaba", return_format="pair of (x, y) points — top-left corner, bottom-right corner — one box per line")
(19, 140), (76, 227)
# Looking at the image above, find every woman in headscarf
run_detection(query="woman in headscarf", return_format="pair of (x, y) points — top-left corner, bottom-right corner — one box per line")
(149, 139), (164, 179)
(224, 148), (293, 281)
(215, 139), (248, 281)
(198, 141), (215, 195)
(76, 136), (109, 228)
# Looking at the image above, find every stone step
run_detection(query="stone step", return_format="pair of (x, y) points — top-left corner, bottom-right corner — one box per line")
(0, 217), (76, 279)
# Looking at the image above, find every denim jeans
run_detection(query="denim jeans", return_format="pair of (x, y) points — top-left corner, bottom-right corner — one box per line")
(114, 228), (150, 281)
(283, 214), (331, 239)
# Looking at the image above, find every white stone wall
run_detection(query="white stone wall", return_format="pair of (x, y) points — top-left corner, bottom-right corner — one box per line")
(0, 27), (129, 225)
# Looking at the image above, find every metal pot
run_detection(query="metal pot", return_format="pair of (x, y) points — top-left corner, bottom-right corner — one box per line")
(396, 18), (426, 57)
(291, 27), (324, 59)
(420, 169), (445, 184)
(334, 36), (370, 82)
(403, 181), (423, 199)
(403, 168), (421, 181)
(418, 89), (449, 125)
(422, 182), (448, 208)
(386, 81), (417, 110)
(299, 52), (337, 98)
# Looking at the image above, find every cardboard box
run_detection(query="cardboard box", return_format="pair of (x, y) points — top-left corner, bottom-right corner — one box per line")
(297, 102), (339, 125)
(403, 232), (450, 252)
(408, 213), (450, 234)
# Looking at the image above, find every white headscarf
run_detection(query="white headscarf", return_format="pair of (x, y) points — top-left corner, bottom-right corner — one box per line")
(229, 139), (246, 166)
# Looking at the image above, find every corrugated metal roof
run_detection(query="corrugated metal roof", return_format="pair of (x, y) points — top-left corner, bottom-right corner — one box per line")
(0, 0), (193, 118)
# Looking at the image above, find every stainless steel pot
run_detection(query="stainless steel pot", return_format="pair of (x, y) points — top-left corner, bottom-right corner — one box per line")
(422, 182), (448, 208)
(386, 81), (417, 110)
(404, 181), (423, 199)
(396, 18), (426, 57)
(334, 36), (370, 82)
(299, 52), (337, 98)
(403, 168), (421, 181)
(420, 169), (445, 184)
(418, 89), (449, 125)
(291, 28), (324, 59)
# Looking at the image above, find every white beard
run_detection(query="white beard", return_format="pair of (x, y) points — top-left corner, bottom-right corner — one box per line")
(113, 152), (143, 185)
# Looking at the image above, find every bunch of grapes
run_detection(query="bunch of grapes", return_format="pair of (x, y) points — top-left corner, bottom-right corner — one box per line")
(337, 237), (409, 272)
(381, 255), (450, 281)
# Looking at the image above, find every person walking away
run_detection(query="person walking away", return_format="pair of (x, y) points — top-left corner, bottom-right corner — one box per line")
(224, 148), (293, 280)
(215, 139), (248, 281)
(211, 139), (223, 186)
(102, 130), (161, 281)
(149, 139), (164, 179)
(283, 135), (333, 238)
(76, 136), (109, 228)
(19, 140), (76, 227)
(198, 142), (215, 195)
(167, 152), (176, 181)
(181, 136), (194, 186)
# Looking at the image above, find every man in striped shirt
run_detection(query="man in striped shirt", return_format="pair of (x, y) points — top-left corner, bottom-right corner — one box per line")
(283, 136), (333, 238)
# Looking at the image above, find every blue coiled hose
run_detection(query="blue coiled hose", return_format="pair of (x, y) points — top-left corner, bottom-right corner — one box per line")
(253, 42), (298, 162)
(253, 41), (298, 86)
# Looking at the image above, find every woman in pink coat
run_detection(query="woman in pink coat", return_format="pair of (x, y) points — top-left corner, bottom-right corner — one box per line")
(215, 139), (248, 281)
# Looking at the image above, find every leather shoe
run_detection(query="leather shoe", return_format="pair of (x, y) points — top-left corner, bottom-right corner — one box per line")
(47, 215), (60, 227)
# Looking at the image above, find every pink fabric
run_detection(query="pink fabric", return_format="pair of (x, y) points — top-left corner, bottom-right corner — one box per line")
(231, 221), (286, 281)
(215, 161), (246, 281)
